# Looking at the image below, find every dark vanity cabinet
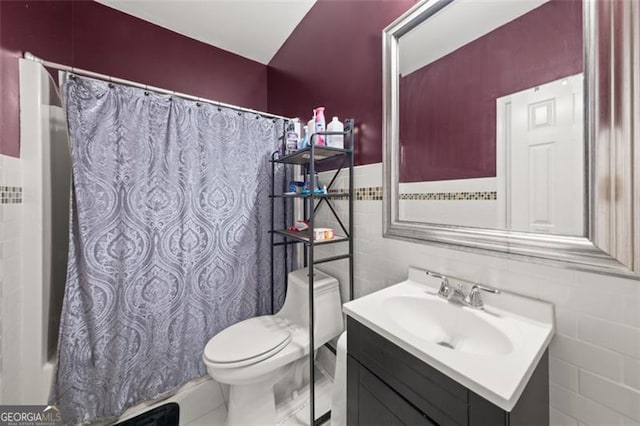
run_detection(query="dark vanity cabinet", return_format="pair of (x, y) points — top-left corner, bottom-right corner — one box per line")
(347, 318), (549, 426)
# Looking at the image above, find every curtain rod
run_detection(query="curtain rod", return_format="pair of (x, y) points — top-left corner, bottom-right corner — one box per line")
(23, 52), (293, 122)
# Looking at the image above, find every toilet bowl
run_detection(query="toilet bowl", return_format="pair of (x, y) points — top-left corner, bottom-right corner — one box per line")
(203, 268), (343, 425)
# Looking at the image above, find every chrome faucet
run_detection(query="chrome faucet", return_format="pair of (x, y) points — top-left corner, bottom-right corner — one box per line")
(427, 271), (465, 303)
(464, 284), (501, 310)
(426, 271), (500, 310)
(426, 271), (453, 299)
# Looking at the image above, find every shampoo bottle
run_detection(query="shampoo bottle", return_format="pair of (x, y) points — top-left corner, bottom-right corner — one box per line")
(326, 116), (344, 148)
(314, 107), (326, 146)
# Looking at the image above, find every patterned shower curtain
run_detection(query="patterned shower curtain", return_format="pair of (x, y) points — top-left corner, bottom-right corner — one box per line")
(51, 75), (287, 424)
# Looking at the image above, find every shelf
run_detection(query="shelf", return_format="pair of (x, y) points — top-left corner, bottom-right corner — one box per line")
(270, 193), (349, 199)
(273, 146), (351, 165)
(270, 119), (354, 426)
(272, 229), (349, 245)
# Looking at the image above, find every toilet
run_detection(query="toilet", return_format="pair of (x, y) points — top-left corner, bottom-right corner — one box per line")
(203, 268), (343, 425)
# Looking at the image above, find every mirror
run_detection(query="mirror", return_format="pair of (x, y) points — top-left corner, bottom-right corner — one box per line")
(398, 0), (584, 235)
(383, 0), (640, 277)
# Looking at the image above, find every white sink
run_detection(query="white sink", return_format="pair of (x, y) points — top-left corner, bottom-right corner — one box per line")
(386, 295), (513, 356)
(343, 267), (555, 412)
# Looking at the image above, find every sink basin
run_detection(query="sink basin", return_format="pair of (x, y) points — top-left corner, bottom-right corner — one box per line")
(342, 267), (555, 411)
(385, 296), (513, 356)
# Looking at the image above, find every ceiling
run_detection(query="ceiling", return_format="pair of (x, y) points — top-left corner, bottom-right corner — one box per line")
(399, 0), (548, 76)
(96, 0), (317, 64)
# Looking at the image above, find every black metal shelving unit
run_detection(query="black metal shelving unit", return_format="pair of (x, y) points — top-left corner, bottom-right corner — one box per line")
(269, 119), (355, 426)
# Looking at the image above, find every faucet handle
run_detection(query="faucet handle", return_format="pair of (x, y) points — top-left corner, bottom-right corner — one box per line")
(464, 284), (501, 309)
(426, 271), (451, 298)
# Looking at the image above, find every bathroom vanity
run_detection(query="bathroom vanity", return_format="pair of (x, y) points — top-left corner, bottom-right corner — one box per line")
(347, 318), (548, 425)
(343, 268), (554, 426)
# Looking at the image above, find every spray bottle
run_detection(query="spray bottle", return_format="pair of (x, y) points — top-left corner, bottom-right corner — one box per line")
(314, 107), (326, 146)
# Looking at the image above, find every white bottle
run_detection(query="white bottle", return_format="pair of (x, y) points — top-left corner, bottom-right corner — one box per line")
(307, 112), (316, 147)
(326, 116), (344, 149)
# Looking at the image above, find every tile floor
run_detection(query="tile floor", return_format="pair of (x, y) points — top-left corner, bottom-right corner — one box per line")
(181, 367), (334, 426)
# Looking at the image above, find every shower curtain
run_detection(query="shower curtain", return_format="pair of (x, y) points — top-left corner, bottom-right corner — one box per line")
(51, 75), (287, 424)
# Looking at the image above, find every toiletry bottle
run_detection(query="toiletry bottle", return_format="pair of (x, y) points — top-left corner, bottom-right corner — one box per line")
(285, 120), (299, 154)
(326, 116), (344, 149)
(314, 172), (321, 191)
(314, 107), (326, 146)
(307, 112), (316, 147)
(298, 126), (309, 150)
(306, 172), (321, 192)
(293, 119), (301, 140)
(314, 172), (324, 194)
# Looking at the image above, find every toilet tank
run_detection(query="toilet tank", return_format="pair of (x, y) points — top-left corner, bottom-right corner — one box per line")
(276, 268), (343, 348)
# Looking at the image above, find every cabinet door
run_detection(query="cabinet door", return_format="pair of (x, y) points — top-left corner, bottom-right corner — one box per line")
(348, 355), (436, 426)
(347, 318), (468, 426)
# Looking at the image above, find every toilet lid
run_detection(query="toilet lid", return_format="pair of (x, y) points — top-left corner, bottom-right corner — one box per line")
(204, 316), (292, 367)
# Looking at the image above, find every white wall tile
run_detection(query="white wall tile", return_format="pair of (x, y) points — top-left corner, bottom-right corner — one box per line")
(550, 335), (623, 381)
(556, 309), (578, 338)
(550, 383), (624, 426)
(624, 357), (640, 391)
(624, 417), (640, 426)
(622, 297), (640, 329)
(579, 315), (640, 359)
(579, 370), (640, 422)
(549, 356), (579, 391)
(550, 407), (579, 426)
(574, 268), (640, 295)
(0, 154), (23, 404)
(573, 290), (635, 327)
(535, 278), (576, 308)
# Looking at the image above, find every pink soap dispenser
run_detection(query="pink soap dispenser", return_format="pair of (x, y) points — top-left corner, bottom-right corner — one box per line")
(314, 107), (326, 146)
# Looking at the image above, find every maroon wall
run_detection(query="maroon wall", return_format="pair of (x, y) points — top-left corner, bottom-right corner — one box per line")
(0, 1), (267, 157)
(399, 0), (583, 182)
(267, 0), (415, 166)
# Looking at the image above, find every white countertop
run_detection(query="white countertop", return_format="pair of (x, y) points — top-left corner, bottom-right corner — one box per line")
(343, 267), (555, 412)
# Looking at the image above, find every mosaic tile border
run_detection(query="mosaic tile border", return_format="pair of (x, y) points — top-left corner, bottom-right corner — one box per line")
(1, 186), (23, 204)
(328, 187), (382, 201)
(400, 191), (497, 201)
(356, 186), (382, 201)
(327, 187), (496, 201)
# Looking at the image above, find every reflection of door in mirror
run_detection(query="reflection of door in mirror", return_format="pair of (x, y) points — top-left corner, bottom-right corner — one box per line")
(497, 74), (584, 236)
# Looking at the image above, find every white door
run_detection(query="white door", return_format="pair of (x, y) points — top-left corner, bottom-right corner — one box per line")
(500, 74), (584, 236)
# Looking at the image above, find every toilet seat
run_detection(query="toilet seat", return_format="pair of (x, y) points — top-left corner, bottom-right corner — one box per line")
(204, 316), (292, 368)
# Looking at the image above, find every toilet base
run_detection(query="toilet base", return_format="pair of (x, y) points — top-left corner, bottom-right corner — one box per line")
(225, 365), (291, 426)
(227, 380), (276, 426)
